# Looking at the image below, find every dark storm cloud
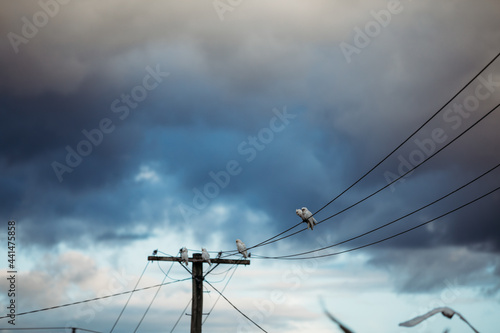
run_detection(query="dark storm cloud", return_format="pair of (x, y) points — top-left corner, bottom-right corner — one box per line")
(0, 0), (499, 272)
(368, 246), (500, 294)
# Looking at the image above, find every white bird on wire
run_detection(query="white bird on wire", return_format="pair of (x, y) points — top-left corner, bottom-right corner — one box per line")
(296, 207), (317, 230)
(180, 247), (189, 266)
(201, 248), (212, 266)
(236, 239), (250, 258)
(399, 307), (480, 333)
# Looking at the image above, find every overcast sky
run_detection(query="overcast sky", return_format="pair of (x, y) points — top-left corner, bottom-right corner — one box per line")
(1, 1), (500, 332)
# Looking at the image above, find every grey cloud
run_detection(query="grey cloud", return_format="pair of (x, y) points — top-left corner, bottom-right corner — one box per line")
(369, 246), (500, 294)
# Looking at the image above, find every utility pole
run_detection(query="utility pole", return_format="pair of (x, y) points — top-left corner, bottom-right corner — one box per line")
(191, 253), (203, 333)
(148, 252), (250, 333)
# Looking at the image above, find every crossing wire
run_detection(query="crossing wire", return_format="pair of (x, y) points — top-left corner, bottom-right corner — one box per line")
(310, 52), (500, 218)
(203, 265), (238, 325)
(213, 52), (500, 258)
(0, 278), (191, 320)
(133, 257), (177, 332)
(252, 161), (500, 259)
(109, 261), (150, 333)
(253, 185), (500, 260)
(169, 298), (192, 333)
(205, 280), (269, 333)
(246, 102), (500, 250)
(0, 329), (101, 332)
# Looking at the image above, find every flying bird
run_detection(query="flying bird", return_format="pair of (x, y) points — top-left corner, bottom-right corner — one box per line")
(399, 307), (479, 333)
(236, 239), (250, 258)
(324, 310), (355, 333)
(180, 247), (189, 266)
(201, 248), (211, 265)
(297, 207), (317, 230)
(319, 297), (355, 333)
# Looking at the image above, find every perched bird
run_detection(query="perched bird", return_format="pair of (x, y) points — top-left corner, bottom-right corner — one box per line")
(236, 239), (250, 258)
(201, 248), (211, 265)
(399, 307), (479, 333)
(180, 247), (189, 266)
(297, 207), (317, 230)
(152, 249), (158, 256)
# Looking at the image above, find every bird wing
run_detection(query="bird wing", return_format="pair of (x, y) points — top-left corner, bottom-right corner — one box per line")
(399, 308), (448, 327)
(320, 299), (355, 333)
(324, 310), (355, 333)
(456, 312), (480, 333)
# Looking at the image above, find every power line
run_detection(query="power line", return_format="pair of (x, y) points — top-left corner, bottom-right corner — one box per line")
(316, 103), (499, 224)
(203, 265), (238, 325)
(0, 278), (191, 320)
(311, 51), (500, 218)
(133, 274), (168, 333)
(247, 102), (500, 249)
(157, 260), (184, 281)
(205, 280), (269, 333)
(252, 162), (500, 259)
(169, 298), (192, 333)
(216, 53), (500, 258)
(0, 328), (101, 332)
(207, 264), (237, 276)
(109, 262), (150, 333)
(133, 257), (178, 332)
(253, 185), (500, 260)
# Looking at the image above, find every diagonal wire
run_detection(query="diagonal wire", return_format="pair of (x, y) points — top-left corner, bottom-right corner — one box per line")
(254, 185), (500, 260)
(109, 261), (149, 332)
(214, 53), (500, 259)
(0, 278), (191, 320)
(247, 103), (500, 249)
(310, 51), (500, 218)
(133, 275), (168, 333)
(203, 265), (238, 325)
(205, 280), (268, 333)
(200, 53), (500, 262)
(170, 298), (192, 333)
(133, 256), (178, 332)
(257, 161), (500, 258)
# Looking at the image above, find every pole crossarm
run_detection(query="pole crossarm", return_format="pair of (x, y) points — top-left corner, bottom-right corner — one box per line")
(148, 253), (249, 333)
(148, 256), (250, 265)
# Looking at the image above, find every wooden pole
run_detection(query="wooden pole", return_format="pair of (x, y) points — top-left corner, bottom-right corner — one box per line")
(191, 253), (203, 333)
(148, 252), (250, 333)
